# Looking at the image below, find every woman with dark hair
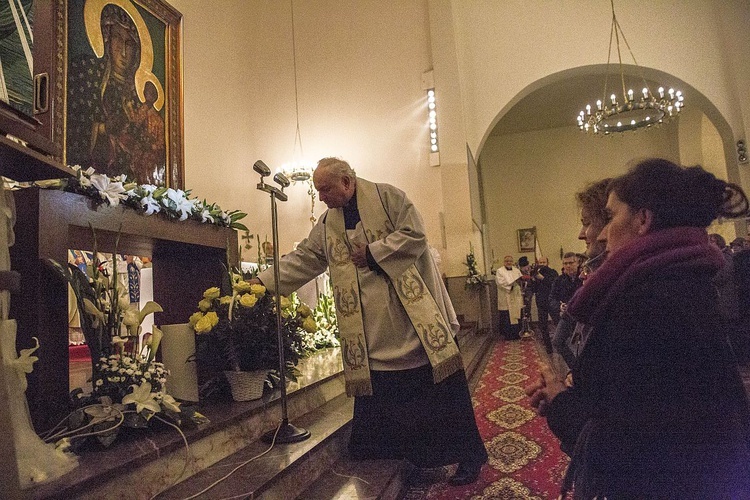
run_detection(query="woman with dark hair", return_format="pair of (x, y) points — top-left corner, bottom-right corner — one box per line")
(527, 158), (750, 498)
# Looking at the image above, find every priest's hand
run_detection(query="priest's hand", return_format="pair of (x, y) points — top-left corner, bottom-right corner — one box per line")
(350, 244), (368, 268)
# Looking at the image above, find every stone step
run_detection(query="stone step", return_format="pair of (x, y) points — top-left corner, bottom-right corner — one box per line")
(158, 392), (355, 499)
(29, 348), (346, 500)
(35, 331), (494, 500)
(296, 453), (410, 500)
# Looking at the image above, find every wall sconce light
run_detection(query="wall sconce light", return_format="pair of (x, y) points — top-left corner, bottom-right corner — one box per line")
(427, 89), (439, 154)
(422, 70), (440, 167)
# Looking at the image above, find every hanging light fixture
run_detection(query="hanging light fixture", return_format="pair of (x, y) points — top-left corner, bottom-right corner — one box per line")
(577, 0), (684, 135)
(277, 0), (317, 225)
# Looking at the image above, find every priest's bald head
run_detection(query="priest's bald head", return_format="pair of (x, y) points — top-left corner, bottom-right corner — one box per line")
(313, 157), (357, 208)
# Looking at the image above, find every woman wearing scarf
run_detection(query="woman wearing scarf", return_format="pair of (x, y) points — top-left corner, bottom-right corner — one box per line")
(552, 178), (611, 373)
(527, 158), (750, 498)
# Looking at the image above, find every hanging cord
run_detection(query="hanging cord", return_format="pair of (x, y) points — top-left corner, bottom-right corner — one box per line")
(290, 0), (318, 228)
(609, 0), (654, 100)
(601, 2), (615, 107)
(290, 0), (304, 162)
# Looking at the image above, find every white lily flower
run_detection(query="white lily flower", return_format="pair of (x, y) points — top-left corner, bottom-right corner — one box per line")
(122, 308), (140, 328)
(122, 382), (161, 414)
(165, 189), (197, 221)
(84, 404), (121, 424)
(118, 294), (131, 312)
(159, 393), (181, 413)
(141, 195), (160, 215)
(90, 174), (127, 206)
(200, 208), (215, 224)
(111, 336), (128, 353)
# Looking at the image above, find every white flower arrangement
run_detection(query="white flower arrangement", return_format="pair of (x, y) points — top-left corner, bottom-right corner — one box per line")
(94, 354), (180, 415)
(465, 243), (486, 289)
(29, 165), (247, 231)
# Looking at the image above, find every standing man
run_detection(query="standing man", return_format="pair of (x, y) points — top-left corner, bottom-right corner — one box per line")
(549, 252), (583, 367)
(529, 256), (558, 354)
(495, 255), (523, 340)
(254, 157), (487, 486)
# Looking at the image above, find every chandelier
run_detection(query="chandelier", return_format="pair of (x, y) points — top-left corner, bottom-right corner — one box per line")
(279, 160), (315, 182)
(577, 0), (684, 135)
(277, 0), (317, 225)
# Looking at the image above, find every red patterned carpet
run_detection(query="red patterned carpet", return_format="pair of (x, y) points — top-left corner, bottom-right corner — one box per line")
(420, 338), (569, 499)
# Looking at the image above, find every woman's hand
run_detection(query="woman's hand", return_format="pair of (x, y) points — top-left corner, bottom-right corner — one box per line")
(525, 363), (566, 416)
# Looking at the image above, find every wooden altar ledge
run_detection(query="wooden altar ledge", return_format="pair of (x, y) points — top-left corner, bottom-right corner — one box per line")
(10, 187), (239, 431)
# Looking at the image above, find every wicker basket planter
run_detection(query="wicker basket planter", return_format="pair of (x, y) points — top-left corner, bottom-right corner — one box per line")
(223, 370), (269, 401)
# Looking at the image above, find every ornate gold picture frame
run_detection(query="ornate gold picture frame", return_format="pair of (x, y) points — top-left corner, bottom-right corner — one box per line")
(60, 0), (183, 188)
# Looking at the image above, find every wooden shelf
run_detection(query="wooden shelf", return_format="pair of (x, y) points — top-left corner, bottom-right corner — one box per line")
(0, 135), (74, 181)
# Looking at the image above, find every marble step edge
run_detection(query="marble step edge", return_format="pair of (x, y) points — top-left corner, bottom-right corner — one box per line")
(30, 349), (346, 500)
(159, 392), (355, 500)
(296, 446), (414, 500)
(461, 331), (495, 384)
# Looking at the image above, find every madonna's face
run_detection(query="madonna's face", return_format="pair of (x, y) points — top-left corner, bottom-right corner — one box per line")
(108, 23), (138, 77)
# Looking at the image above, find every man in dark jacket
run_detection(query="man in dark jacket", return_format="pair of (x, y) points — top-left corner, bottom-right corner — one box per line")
(530, 257), (559, 354)
(549, 252), (582, 317)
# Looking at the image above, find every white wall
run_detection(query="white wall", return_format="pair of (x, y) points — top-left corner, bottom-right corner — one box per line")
(480, 124), (680, 271)
(165, 0), (750, 277)
(447, 1), (750, 157)
(170, 0), (445, 261)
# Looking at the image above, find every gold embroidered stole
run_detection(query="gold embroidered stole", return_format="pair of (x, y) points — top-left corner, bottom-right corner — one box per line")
(325, 180), (462, 397)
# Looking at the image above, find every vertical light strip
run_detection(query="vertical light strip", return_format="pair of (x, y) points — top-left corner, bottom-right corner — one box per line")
(427, 89), (438, 153)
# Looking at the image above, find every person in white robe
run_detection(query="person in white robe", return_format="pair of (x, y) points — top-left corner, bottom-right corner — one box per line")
(255, 157), (487, 486)
(495, 255), (523, 339)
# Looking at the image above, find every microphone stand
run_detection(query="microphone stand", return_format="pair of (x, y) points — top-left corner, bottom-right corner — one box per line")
(254, 160), (310, 444)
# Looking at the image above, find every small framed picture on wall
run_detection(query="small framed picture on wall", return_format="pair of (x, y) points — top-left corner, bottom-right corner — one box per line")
(517, 227), (536, 253)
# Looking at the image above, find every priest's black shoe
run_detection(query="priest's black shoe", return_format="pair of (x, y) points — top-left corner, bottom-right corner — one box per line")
(448, 462), (482, 486)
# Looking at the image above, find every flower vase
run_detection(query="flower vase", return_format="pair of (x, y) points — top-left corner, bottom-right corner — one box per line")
(0, 320), (77, 488)
(159, 323), (199, 402)
(224, 369), (268, 401)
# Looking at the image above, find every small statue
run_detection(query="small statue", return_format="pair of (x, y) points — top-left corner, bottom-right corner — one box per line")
(0, 182), (77, 488)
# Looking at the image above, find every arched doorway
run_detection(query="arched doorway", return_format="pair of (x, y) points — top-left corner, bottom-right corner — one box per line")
(471, 65), (739, 274)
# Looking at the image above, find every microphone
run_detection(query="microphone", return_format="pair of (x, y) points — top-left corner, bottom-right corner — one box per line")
(273, 172), (290, 188)
(253, 160), (271, 177)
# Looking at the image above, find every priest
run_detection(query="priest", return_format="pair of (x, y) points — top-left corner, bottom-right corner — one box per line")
(495, 255), (523, 340)
(254, 157), (487, 486)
